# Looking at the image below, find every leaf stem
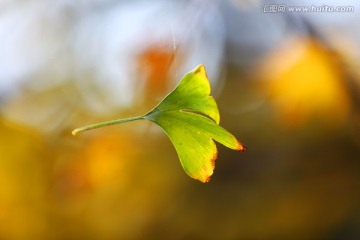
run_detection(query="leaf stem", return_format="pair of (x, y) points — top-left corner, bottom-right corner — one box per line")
(72, 115), (145, 135)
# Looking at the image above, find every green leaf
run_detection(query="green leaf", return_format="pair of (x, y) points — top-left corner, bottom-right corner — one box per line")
(72, 65), (246, 183)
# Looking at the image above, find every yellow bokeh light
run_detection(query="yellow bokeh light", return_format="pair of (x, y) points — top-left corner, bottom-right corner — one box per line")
(259, 37), (351, 127)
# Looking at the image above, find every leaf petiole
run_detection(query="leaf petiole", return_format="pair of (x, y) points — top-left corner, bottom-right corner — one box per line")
(72, 115), (145, 135)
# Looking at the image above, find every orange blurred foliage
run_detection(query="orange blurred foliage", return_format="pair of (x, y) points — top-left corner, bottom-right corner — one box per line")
(137, 44), (184, 103)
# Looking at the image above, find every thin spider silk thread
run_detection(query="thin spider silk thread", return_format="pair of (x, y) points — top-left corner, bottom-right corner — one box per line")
(170, 0), (179, 81)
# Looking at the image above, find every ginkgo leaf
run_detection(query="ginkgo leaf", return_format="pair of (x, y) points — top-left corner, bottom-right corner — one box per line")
(72, 65), (246, 183)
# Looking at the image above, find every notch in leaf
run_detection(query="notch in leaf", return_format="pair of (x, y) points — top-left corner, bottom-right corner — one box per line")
(72, 65), (246, 183)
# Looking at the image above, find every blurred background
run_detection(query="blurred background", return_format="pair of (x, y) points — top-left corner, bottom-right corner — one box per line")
(1, 0), (360, 239)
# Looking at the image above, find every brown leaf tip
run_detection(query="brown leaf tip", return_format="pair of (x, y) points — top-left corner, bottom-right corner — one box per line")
(211, 151), (218, 168)
(237, 142), (247, 152)
(204, 176), (211, 183)
(201, 151), (218, 183)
